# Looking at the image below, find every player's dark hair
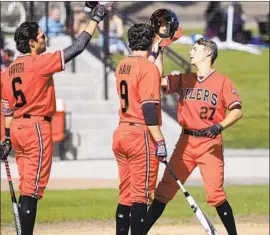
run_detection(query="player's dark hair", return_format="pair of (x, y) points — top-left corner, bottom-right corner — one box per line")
(195, 38), (218, 65)
(128, 23), (154, 51)
(14, 22), (39, 54)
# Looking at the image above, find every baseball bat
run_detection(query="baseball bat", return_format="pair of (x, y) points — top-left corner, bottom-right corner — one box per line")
(164, 161), (218, 235)
(3, 159), (22, 235)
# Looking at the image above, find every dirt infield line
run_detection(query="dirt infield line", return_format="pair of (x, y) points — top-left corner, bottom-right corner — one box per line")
(1, 221), (269, 235)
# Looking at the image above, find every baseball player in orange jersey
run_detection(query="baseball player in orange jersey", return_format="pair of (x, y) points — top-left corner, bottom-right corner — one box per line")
(113, 23), (168, 235)
(0, 3), (108, 235)
(143, 38), (243, 235)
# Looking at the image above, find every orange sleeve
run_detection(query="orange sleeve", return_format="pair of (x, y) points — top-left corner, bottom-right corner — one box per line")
(1, 73), (13, 115)
(33, 50), (65, 76)
(163, 74), (181, 94)
(138, 64), (161, 105)
(222, 77), (242, 110)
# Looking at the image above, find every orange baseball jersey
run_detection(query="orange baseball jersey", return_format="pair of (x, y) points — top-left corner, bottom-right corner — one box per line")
(164, 69), (242, 130)
(115, 56), (162, 125)
(2, 51), (64, 118)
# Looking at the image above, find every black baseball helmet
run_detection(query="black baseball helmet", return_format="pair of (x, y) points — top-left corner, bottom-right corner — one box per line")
(149, 8), (179, 39)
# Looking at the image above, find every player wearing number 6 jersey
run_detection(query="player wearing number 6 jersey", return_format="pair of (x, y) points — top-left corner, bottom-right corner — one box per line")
(143, 38), (243, 235)
(1, 3), (108, 235)
(113, 23), (167, 235)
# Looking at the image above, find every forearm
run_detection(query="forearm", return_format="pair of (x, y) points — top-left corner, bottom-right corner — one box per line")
(5, 115), (13, 129)
(63, 21), (98, 63)
(147, 125), (165, 142)
(154, 50), (164, 77)
(5, 115), (13, 139)
(220, 108), (243, 130)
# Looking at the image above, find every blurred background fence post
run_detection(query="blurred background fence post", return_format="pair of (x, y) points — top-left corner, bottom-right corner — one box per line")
(45, 2), (50, 47)
(103, 14), (110, 100)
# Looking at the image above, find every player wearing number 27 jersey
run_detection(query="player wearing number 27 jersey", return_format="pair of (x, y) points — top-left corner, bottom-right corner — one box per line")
(144, 38), (243, 235)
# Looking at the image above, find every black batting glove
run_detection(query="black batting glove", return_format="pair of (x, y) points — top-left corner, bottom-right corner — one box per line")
(90, 4), (108, 23)
(155, 140), (167, 162)
(0, 139), (12, 161)
(0, 128), (12, 160)
(203, 123), (223, 138)
(84, 1), (98, 13)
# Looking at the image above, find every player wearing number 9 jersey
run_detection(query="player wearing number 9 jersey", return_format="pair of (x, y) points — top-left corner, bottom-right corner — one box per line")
(113, 23), (167, 235)
(144, 38), (243, 235)
(1, 4), (108, 235)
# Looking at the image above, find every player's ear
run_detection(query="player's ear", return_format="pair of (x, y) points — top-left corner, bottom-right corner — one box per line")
(205, 47), (212, 57)
(29, 39), (36, 49)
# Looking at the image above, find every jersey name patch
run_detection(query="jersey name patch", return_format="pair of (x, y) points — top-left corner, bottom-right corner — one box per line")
(182, 88), (218, 106)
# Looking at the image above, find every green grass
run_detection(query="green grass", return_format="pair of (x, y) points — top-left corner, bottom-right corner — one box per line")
(112, 40), (269, 148)
(181, 27), (259, 37)
(1, 185), (269, 224)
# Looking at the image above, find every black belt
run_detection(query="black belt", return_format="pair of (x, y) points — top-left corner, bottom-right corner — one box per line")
(23, 114), (52, 122)
(120, 121), (144, 126)
(183, 129), (207, 137)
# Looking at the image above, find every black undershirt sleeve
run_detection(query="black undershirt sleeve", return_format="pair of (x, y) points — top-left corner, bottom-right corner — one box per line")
(63, 31), (92, 63)
(142, 102), (159, 126)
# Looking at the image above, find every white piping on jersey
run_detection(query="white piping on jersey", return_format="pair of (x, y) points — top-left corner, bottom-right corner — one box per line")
(32, 123), (43, 198)
(228, 101), (242, 110)
(60, 50), (65, 71)
(141, 100), (160, 105)
(144, 131), (150, 206)
(197, 69), (216, 83)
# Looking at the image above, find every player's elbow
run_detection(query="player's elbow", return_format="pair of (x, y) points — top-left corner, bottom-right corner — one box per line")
(230, 104), (243, 120)
(236, 108), (243, 120)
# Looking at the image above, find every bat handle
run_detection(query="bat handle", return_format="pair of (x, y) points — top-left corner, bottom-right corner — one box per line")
(163, 161), (187, 194)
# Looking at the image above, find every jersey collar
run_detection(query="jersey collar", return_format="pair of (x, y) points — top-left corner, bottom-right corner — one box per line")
(197, 69), (216, 83)
(17, 53), (32, 58)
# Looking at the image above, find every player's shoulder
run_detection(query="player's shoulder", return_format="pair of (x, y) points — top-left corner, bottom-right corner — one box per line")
(138, 57), (156, 68)
(136, 57), (159, 76)
(213, 71), (234, 85)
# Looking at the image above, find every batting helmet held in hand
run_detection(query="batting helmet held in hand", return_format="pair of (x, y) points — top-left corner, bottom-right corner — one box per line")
(150, 8), (179, 39)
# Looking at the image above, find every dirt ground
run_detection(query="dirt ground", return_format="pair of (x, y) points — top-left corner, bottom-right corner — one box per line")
(1, 220), (269, 235)
(1, 179), (269, 235)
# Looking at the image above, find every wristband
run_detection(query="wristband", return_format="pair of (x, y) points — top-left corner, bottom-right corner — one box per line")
(150, 51), (159, 59)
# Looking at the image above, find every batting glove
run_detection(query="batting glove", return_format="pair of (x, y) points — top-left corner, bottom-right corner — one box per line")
(0, 138), (12, 160)
(90, 4), (108, 23)
(203, 123), (223, 138)
(84, 1), (98, 13)
(155, 140), (167, 162)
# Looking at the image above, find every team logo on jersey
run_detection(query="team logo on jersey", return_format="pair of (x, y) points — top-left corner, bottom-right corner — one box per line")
(232, 88), (238, 95)
(182, 88), (218, 106)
